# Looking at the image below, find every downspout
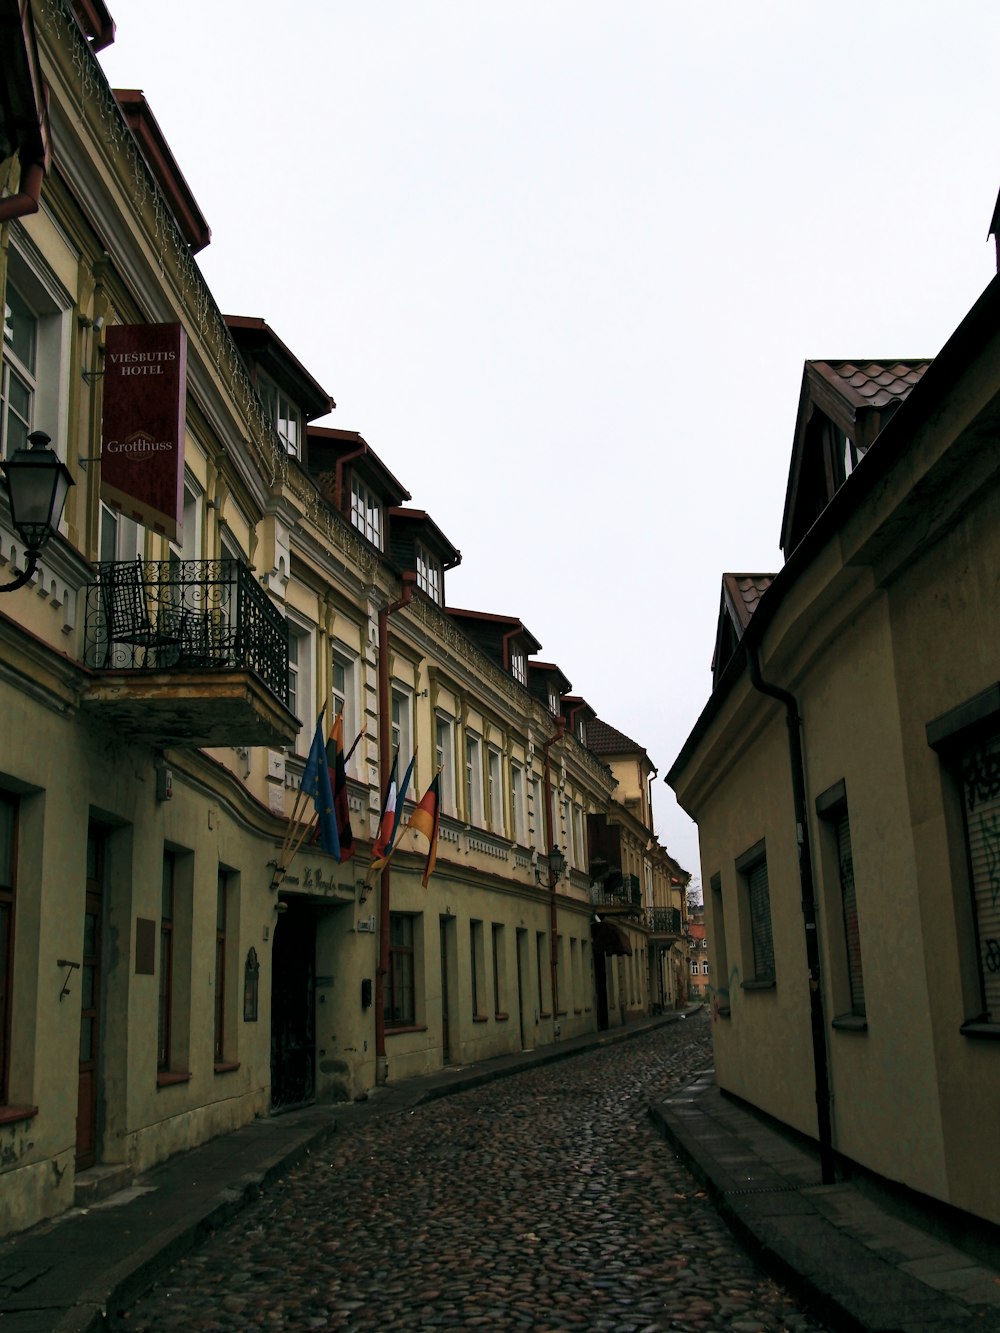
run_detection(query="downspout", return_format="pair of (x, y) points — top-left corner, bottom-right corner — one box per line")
(745, 639), (835, 1185)
(0, 159), (44, 224)
(542, 716), (565, 1025)
(334, 441), (368, 514)
(374, 570), (416, 1084)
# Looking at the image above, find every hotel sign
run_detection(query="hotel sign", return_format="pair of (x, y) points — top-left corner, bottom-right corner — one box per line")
(101, 322), (186, 542)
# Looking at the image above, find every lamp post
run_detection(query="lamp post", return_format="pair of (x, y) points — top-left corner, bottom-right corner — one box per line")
(0, 431), (74, 593)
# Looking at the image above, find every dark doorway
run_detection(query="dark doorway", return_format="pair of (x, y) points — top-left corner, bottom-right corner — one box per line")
(270, 900), (315, 1109)
(77, 823), (105, 1168)
(440, 916), (452, 1064)
(594, 949), (609, 1031)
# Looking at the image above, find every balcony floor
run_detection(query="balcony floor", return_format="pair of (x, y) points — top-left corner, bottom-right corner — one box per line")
(81, 669), (299, 749)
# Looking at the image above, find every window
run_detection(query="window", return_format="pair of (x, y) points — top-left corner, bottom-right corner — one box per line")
(436, 715), (456, 816)
(391, 687), (412, 762)
(99, 503), (141, 564)
(531, 775), (546, 854)
(416, 543), (441, 604)
(331, 646), (358, 773)
(492, 924), (504, 1015)
(536, 931), (549, 1015)
(1, 282), (35, 456)
(465, 733), (483, 826)
(816, 782), (865, 1022)
(0, 793), (17, 1103)
(386, 914), (415, 1026)
(548, 687), (559, 716)
(690, 959), (699, 976)
(572, 805), (585, 869)
(710, 873), (730, 1016)
(510, 652), (527, 686)
(961, 733), (1000, 1024)
(2, 248), (70, 464)
(470, 919), (485, 1017)
(487, 746), (503, 833)
(214, 870), (229, 1064)
(258, 373), (301, 457)
(702, 959), (710, 975)
(736, 840), (774, 985)
(351, 475), (382, 550)
(158, 853), (175, 1070)
(510, 763), (527, 846)
(286, 620), (314, 743)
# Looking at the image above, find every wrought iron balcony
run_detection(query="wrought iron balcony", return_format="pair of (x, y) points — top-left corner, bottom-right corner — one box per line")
(646, 906), (682, 937)
(81, 558), (297, 749)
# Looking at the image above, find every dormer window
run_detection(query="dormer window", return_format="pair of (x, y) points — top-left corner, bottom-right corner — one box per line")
(257, 373), (301, 457)
(548, 687), (559, 715)
(510, 652), (527, 686)
(416, 543), (442, 604)
(351, 476), (383, 550)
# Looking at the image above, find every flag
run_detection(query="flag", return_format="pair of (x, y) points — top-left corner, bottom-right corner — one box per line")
(370, 750), (416, 872)
(301, 715), (339, 858)
(325, 713), (354, 863)
(370, 750), (399, 870)
(406, 772), (440, 887)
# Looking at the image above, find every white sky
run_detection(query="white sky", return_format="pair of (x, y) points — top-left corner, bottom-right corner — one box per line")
(97, 2), (1000, 881)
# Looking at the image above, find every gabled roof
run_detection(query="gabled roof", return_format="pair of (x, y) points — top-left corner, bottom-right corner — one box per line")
(225, 316), (335, 420)
(780, 359), (930, 558)
(114, 90), (210, 253)
(528, 660), (572, 694)
(447, 608), (541, 653)
(711, 573), (775, 686)
(388, 506), (462, 570)
(307, 425), (410, 509)
(586, 717), (646, 758)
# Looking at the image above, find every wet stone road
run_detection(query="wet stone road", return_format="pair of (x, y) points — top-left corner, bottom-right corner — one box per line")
(115, 1013), (827, 1332)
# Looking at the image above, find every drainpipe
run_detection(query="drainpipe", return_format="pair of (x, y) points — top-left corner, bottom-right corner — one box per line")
(334, 441), (368, 514)
(542, 716), (565, 1024)
(746, 639), (835, 1184)
(0, 159), (44, 224)
(374, 570), (416, 1085)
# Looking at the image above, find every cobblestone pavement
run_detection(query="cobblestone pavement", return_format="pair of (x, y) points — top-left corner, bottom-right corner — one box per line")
(113, 1013), (827, 1332)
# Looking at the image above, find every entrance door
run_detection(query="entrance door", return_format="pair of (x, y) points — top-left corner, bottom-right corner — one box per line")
(440, 917), (451, 1064)
(270, 901), (315, 1109)
(515, 928), (528, 1050)
(594, 949), (609, 1031)
(77, 824), (104, 1169)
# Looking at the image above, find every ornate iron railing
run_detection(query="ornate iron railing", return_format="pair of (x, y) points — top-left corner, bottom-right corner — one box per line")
(84, 558), (290, 706)
(646, 907), (683, 936)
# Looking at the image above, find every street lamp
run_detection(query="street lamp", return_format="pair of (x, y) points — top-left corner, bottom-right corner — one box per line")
(547, 845), (566, 884)
(0, 431), (74, 593)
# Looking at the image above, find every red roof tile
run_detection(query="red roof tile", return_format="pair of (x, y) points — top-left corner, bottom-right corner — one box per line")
(812, 360), (930, 411)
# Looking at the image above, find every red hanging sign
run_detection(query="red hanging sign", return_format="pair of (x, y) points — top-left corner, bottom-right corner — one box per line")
(101, 322), (186, 541)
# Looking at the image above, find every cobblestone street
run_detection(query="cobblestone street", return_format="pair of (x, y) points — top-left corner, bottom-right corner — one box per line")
(114, 1013), (827, 1332)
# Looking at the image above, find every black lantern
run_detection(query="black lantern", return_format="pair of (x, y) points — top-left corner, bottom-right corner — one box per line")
(1, 431), (74, 593)
(548, 845), (566, 881)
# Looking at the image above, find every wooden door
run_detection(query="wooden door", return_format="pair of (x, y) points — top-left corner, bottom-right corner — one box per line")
(76, 826), (103, 1169)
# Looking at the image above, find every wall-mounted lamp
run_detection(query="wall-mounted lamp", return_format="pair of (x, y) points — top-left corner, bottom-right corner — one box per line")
(0, 432), (74, 593)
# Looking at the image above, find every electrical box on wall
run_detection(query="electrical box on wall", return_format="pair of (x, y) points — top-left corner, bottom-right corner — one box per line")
(357, 915), (376, 933)
(155, 765), (172, 802)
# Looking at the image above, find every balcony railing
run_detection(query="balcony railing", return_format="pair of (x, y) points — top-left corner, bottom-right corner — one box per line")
(646, 906), (682, 936)
(84, 558), (289, 706)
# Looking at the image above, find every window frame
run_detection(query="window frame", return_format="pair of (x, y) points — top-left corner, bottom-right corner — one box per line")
(415, 542), (442, 604)
(735, 839), (775, 988)
(350, 475), (383, 550)
(487, 745), (504, 834)
(465, 732), (483, 827)
(435, 714), (456, 816)
(0, 791), (18, 1105)
(816, 780), (867, 1027)
(386, 913), (416, 1028)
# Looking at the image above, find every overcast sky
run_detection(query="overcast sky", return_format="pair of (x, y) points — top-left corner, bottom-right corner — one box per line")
(98, 3), (1000, 882)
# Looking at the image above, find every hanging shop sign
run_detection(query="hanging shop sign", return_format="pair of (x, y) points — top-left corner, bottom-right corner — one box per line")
(101, 322), (187, 542)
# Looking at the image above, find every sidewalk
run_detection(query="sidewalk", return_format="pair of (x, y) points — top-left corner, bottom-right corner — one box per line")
(0, 1013), (688, 1333)
(3, 1014), (998, 1332)
(650, 1069), (1000, 1333)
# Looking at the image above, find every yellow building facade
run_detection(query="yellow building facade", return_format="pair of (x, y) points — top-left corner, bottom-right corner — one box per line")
(669, 274), (1000, 1226)
(0, 0), (687, 1236)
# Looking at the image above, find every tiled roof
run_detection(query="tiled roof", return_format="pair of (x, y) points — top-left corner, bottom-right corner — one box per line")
(722, 573), (775, 633)
(586, 717), (645, 756)
(812, 360), (930, 411)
